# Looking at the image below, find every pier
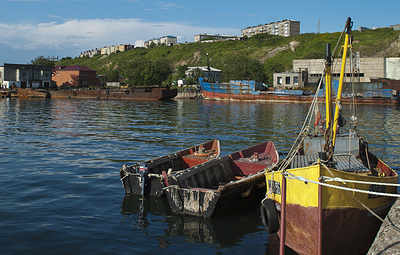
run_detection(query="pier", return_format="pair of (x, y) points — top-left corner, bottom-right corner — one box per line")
(368, 198), (400, 254)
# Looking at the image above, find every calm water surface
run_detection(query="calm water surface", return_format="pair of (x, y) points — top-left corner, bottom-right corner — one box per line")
(0, 98), (399, 255)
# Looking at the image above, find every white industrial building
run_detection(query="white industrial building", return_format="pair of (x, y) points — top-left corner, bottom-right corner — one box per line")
(273, 57), (400, 88)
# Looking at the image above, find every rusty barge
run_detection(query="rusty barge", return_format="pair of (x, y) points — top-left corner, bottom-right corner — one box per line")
(1, 86), (178, 100)
(50, 86), (178, 100)
(200, 79), (400, 105)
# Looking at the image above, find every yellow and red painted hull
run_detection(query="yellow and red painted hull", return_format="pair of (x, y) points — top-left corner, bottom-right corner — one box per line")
(265, 163), (398, 254)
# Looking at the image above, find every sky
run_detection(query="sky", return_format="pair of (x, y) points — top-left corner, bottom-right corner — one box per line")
(0, 0), (399, 64)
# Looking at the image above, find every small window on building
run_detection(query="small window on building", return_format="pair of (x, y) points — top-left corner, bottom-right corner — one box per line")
(277, 77), (282, 85)
(285, 77), (291, 85)
(294, 76), (299, 84)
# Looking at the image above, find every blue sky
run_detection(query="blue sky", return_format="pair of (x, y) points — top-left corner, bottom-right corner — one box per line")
(0, 0), (399, 64)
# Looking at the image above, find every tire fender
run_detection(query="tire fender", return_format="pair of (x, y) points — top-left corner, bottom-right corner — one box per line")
(260, 198), (279, 234)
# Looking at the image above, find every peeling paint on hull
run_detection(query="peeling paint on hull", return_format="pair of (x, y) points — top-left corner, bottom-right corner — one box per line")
(165, 141), (279, 217)
(50, 87), (178, 100)
(120, 140), (221, 196)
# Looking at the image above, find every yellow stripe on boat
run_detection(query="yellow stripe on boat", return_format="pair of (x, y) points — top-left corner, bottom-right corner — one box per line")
(265, 164), (397, 210)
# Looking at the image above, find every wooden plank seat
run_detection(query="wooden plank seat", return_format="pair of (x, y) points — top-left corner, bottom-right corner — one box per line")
(291, 154), (370, 172)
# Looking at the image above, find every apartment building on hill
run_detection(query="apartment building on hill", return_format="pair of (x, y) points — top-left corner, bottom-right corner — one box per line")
(194, 33), (238, 42)
(241, 19), (300, 38)
(144, 36), (177, 48)
(80, 44), (134, 58)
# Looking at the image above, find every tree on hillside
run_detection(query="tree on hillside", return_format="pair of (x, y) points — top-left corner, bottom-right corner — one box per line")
(30, 56), (55, 66)
(105, 69), (120, 83)
(222, 53), (266, 82)
(122, 57), (173, 86)
(175, 65), (187, 79)
(190, 68), (203, 85)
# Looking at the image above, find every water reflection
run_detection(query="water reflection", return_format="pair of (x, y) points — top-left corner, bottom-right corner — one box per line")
(121, 194), (299, 253)
(121, 194), (261, 246)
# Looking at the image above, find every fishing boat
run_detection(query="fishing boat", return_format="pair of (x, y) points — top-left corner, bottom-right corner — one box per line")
(49, 86), (177, 100)
(120, 139), (220, 196)
(164, 141), (279, 217)
(260, 18), (399, 255)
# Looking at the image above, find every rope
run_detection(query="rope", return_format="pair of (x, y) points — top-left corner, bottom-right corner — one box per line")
(283, 171), (400, 198)
(277, 73), (325, 173)
(321, 176), (400, 187)
(120, 166), (131, 181)
(318, 162), (394, 224)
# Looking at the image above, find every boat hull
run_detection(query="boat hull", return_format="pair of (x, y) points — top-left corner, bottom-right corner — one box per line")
(265, 163), (398, 255)
(202, 90), (400, 105)
(200, 79), (400, 105)
(50, 87), (177, 100)
(165, 171), (266, 218)
(165, 141), (279, 217)
(120, 140), (220, 196)
(16, 88), (50, 98)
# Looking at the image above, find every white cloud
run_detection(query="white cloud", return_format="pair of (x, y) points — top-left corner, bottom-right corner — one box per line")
(158, 2), (184, 10)
(0, 18), (238, 62)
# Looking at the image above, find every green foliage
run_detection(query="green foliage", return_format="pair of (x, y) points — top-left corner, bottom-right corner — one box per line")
(175, 65), (187, 79)
(56, 28), (400, 86)
(222, 52), (266, 82)
(31, 56), (55, 66)
(116, 57), (173, 86)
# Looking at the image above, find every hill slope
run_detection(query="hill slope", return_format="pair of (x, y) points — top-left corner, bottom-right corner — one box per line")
(57, 28), (400, 86)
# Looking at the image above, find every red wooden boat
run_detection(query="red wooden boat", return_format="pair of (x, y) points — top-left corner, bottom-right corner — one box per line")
(164, 141), (279, 217)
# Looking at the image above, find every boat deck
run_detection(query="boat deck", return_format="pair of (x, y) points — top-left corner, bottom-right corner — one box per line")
(291, 154), (370, 172)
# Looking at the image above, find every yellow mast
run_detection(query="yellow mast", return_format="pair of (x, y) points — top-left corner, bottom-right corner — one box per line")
(325, 44), (333, 131)
(332, 17), (352, 147)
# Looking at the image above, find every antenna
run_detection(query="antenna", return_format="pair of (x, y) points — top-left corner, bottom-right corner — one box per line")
(316, 20), (320, 34)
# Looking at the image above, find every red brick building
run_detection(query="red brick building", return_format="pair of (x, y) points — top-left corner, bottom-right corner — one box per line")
(53, 65), (99, 88)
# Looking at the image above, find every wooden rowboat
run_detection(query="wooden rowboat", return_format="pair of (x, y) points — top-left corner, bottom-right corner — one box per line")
(120, 139), (220, 196)
(164, 141), (279, 217)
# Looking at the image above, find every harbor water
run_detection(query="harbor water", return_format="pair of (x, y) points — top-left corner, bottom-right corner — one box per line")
(0, 98), (399, 254)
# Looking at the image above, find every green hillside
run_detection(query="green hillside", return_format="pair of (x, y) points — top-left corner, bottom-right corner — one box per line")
(56, 28), (400, 86)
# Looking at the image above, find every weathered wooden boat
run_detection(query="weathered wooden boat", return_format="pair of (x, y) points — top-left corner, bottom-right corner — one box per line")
(164, 141), (279, 217)
(16, 88), (50, 98)
(260, 18), (399, 255)
(50, 86), (177, 100)
(120, 139), (220, 196)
